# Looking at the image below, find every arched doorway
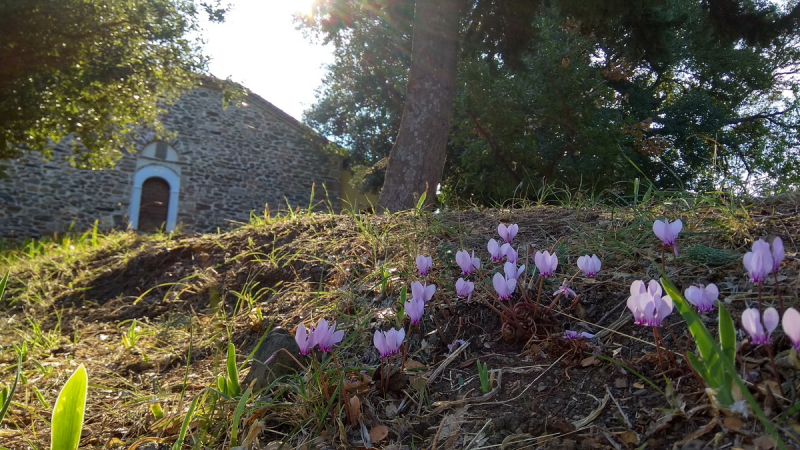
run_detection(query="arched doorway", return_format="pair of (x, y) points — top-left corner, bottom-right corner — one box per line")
(128, 165), (180, 232)
(137, 177), (170, 232)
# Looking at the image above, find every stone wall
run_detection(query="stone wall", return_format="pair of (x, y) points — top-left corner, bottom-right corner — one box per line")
(0, 82), (342, 240)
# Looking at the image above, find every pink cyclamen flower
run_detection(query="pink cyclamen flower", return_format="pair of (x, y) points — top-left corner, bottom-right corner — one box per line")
(295, 322), (314, 355)
(553, 283), (577, 299)
(312, 319), (345, 353)
(771, 237), (784, 272)
(577, 255), (601, 277)
(410, 281), (436, 303)
(416, 255), (432, 276)
(501, 243), (518, 264)
(782, 307), (800, 351)
(743, 239), (774, 283)
(627, 280), (673, 327)
(455, 250), (480, 275)
(374, 328), (406, 358)
(684, 283), (719, 313)
(653, 219), (682, 247)
(492, 272), (516, 300)
(404, 297), (425, 325)
(455, 277), (474, 299)
(498, 223), (519, 244)
(487, 239), (503, 262)
(741, 307), (779, 346)
(563, 330), (594, 340)
(504, 261), (525, 281)
(534, 250), (558, 278)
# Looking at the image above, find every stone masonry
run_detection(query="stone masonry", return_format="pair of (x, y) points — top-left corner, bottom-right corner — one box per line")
(0, 80), (342, 240)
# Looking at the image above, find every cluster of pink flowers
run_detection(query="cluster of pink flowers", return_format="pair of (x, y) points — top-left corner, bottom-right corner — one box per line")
(490, 224), (523, 300)
(741, 307), (800, 348)
(627, 280), (673, 327)
(743, 238), (784, 283)
(295, 319), (345, 355)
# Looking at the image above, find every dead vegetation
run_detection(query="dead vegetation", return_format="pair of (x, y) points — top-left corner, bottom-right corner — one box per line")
(1, 193), (799, 449)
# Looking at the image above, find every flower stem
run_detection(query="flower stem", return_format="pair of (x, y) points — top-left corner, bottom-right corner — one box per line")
(773, 271), (784, 314)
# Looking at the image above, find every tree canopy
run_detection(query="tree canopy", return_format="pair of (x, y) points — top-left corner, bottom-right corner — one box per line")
(0, 0), (225, 169)
(302, 0), (800, 206)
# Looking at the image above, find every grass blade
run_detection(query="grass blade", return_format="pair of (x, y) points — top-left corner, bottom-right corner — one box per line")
(51, 364), (88, 450)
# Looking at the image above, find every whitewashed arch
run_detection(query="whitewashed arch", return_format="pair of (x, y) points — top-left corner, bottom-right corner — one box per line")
(128, 165), (180, 232)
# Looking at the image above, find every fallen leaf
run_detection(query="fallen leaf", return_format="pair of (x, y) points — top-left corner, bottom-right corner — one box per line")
(617, 431), (638, 445)
(405, 359), (425, 370)
(581, 355), (598, 366)
(753, 435), (776, 450)
(614, 377), (627, 388)
(722, 416), (743, 430)
(369, 425), (389, 443)
(409, 375), (425, 391)
(633, 381), (645, 389)
(346, 395), (361, 425)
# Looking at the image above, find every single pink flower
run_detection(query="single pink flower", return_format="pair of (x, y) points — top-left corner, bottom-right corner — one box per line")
(295, 322), (314, 355)
(503, 261), (525, 281)
(577, 254), (601, 277)
(410, 281), (436, 303)
(374, 328), (405, 358)
(492, 272), (516, 300)
(553, 283), (576, 299)
(487, 239), (503, 262)
(653, 219), (682, 247)
(501, 243), (518, 264)
(404, 297), (425, 325)
(741, 307), (779, 346)
(684, 283), (718, 313)
(743, 239), (774, 283)
(312, 319), (344, 353)
(534, 250), (558, 278)
(416, 255), (432, 276)
(498, 223), (519, 244)
(456, 250), (480, 275)
(563, 330), (594, 340)
(782, 307), (800, 351)
(455, 277), (474, 299)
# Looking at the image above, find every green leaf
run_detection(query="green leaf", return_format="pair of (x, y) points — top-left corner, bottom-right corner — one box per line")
(171, 396), (199, 450)
(51, 364), (88, 450)
(0, 351), (21, 423)
(230, 387), (252, 447)
(226, 343), (240, 397)
(718, 305), (736, 367)
(660, 276), (715, 361)
(0, 272), (8, 301)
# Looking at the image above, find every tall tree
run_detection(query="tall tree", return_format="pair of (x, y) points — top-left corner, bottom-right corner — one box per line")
(0, 0), (226, 169)
(377, 0), (463, 211)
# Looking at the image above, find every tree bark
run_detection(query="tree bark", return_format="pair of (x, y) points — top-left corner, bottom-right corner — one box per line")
(377, 0), (463, 212)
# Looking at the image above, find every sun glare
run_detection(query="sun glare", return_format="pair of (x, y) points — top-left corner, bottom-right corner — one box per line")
(294, 0), (316, 17)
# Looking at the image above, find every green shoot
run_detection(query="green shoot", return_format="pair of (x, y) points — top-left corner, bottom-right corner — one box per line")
(51, 364), (88, 450)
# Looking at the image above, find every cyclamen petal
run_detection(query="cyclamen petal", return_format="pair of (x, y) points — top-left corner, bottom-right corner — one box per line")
(295, 322), (314, 355)
(492, 272), (516, 300)
(456, 250), (480, 275)
(742, 308), (777, 345)
(313, 319), (344, 352)
(782, 307), (800, 351)
(501, 243), (518, 264)
(771, 237), (784, 272)
(685, 284), (718, 313)
(503, 261), (525, 280)
(411, 281), (436, 303)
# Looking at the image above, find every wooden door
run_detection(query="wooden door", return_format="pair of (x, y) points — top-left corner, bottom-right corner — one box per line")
(138, 177), (170, 232)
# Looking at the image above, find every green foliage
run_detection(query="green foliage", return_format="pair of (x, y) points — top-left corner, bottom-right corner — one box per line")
(51, 364), (88, 450)
(476, 360), (491, 394)
(216, 343), (241, 398)
(0, 350), (21, 425)
(301, 0), (800, 204)
(0, 0), (225, 169)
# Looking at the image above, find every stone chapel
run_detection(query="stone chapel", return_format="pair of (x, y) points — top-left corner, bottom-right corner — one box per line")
(0, 79), (355, 240)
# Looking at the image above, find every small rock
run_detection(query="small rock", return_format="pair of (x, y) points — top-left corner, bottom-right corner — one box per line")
(243, 328), (308, 391)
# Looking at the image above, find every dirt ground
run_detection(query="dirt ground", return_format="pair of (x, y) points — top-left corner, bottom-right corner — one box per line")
(1, 195), (799, 449)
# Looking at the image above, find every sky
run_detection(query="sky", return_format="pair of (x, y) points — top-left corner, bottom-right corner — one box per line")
(200, 0), (334, 121)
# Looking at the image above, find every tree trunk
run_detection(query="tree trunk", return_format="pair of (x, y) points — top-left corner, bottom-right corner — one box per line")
(377, 0), (462, 212)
